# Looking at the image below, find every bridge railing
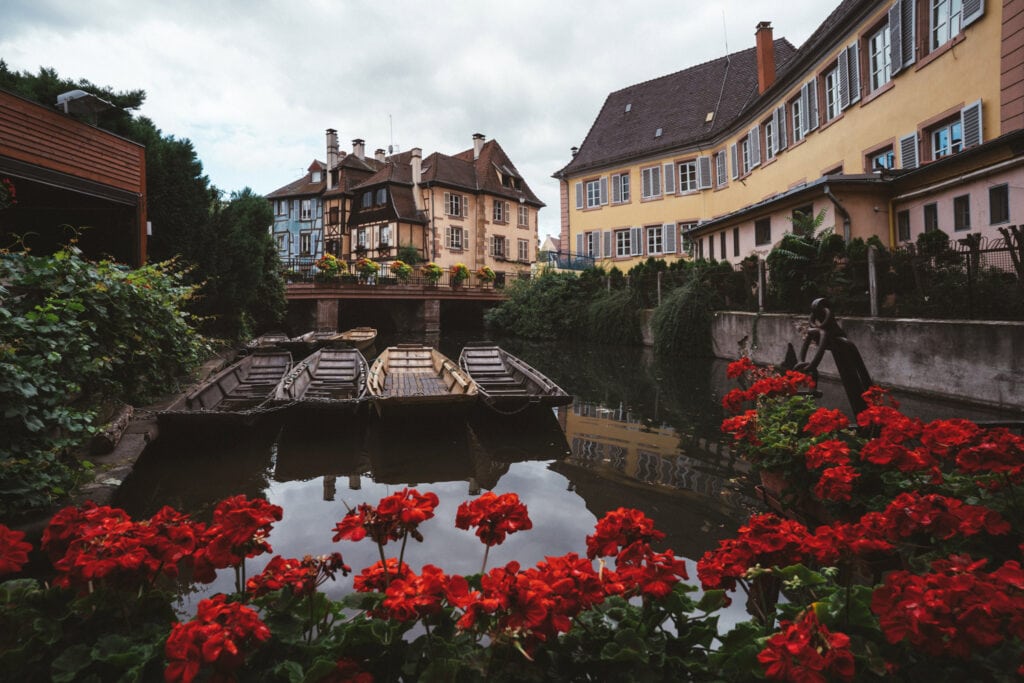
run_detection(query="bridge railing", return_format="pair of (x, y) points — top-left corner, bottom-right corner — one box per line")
(280, 257), (529, 290)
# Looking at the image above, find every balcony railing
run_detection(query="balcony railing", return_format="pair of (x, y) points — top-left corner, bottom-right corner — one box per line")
(538, 250), (596, 271)
(280, 257), (526, 290)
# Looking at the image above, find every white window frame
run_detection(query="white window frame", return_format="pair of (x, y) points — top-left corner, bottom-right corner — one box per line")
(585, 178), (602, 208)
(791, 97), (804, 143)
(615, 229), (631, 257)
(764, 118), (776, 161)
(870, 147), (895, 170)
(491, 235), (507, 258)
(445, 225), (464, 250)
(584, 231), (596, 258)
(931, 0), (964, 51)
(715, 150), (728, 187)
(518, 238), (529, 261)
(679, 222), (697, 257)
(299, 232), (312, 255)
(445, 192), (467, 217)
(824, 65), (842, 122)
(301, 199), (313, 221)
(640, 165), (661, 199)
(611, 172), (631, 203)
(869, 24), (892, 91)
(678, 160), (699, 193)
(518, 204), (529, 227)
(931, 118), (964, 159)
(646, 225), (663, 255)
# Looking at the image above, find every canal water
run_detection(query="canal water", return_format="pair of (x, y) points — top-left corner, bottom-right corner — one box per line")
(112, 333), (1016, 623)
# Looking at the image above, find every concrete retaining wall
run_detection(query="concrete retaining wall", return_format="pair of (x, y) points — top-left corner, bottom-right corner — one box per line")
(709, 311), (1024, 412)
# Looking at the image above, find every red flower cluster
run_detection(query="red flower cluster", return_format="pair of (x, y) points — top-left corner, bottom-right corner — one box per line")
(455, 491), (533, 547)
(382, 564), (468, 622)
(585, 506), (665, 564)
(721, 409), (759, 445)
(803, 407), (849, 437)
(164, 594), (271, 683)
(722, 368), (815, 415)
(332, 488), (439, 545)
(697, 513), (812, 592)
(246, 553), (351, 598)
(871, 555), (1024, 659)
(193, 495), (283, 583)
(878, 492), (1010, 541)
(353, 558), (411, 593)
(0, 524), (32, 575)
(757, 610), (855, 682)
(42, 503), (202, 591)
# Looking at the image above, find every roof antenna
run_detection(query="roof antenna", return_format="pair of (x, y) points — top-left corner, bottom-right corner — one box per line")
(388, 114), (399, 155)
(722, 9), (730, 56)
(708, 9), (731, 128)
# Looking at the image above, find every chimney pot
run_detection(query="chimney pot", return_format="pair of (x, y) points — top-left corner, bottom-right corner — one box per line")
(755, 21), (776, 94)
(375, 148), (386, 162)
(473, 133), (485, 160)
(352, 138), (365, 160)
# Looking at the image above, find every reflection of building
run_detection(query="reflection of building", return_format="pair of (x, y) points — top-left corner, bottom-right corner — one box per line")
(0, 88), (147, 265)
(555, 1), (1024, 268)
(268, 130), (544, 273)
(564, 402), (750, 500)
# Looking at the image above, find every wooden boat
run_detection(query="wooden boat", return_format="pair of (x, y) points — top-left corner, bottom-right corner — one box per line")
(338, 326), (377, 352)
(158, 349), (293, 428)
(278, 329), (344, 357)
(459, 344), (573, 414)
(367, 344), (478, 418)
(273, 346), (369, 414)
(246, 330), (289, 350)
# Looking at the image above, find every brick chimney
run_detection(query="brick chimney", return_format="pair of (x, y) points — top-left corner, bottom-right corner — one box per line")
(411, 147), (423, 210)
(473, 133), (485, 160)
(756, 21), (776, 94)
(352, 138), (365, 160)
(325, 128), (338, 190)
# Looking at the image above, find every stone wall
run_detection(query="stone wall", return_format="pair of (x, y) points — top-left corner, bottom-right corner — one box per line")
(709, 311), (1024, 412)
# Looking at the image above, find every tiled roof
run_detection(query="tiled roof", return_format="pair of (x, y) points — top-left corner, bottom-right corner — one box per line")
(348, 159), (425, 226)
(266, 160), (325, 198)
(451, 139), (544, 207)
(556, 38), (796, 177)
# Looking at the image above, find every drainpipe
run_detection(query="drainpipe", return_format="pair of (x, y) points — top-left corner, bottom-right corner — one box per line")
(823, 184), (851, 242)
(887, 197), (896, 248)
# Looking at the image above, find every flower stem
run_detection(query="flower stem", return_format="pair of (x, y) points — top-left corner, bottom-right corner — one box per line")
(481, 545), (491, 575)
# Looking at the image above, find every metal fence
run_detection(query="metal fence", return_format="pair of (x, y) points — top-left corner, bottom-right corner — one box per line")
(279, 256), (530, 290)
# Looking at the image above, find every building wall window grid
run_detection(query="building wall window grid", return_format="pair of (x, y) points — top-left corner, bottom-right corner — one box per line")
(755, 217), (772, 246)
(615, 229), (631, 257)
(491, 235), (507, 257)
(445, 192), (465, 217)
(585, 178), (603, 208)
(647, 226), (663, 255)
(299, 233), (312, 255)
(869, 23), (892, 90)
(824, 65), (842, 121)
(301, 199), (313, 221)
(869, 147), (896, 170)
(764, 118), (776, 161)
(714, 150), (728, 187)
(931, 118), (964, 159)
(990, 184), (1010, 224)
(931, 0), (963, 50)
(445, 225), (464, 250)
(493, 200), (510, 223)
(953, 194), (971, 231)
(897, 209), (912, 241)
(360, 193), (372, 209)
(924, 202), (939, 232)
(518, 204), (529, 227)
(611, 172), (631, 203)
(678, 161), (699, 193)
(791, 96), (805, 143)
(518, 238), (529, 261)
(641, 166), (662, 199)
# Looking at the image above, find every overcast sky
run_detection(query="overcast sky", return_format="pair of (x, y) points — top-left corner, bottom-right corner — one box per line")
(2, 1), (836, 239)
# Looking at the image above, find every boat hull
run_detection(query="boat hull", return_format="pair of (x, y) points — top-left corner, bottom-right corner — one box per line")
(459, 344), (572, 415)
(368, 345), (478, 419)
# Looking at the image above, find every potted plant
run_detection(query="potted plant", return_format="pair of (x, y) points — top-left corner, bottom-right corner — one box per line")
(476, 265), (496, 287)
(450, 262), (470, 287)
(313, 253), (347, 283)
(421, 262), (443, 286)
(390, 259), (413, 283)
(354, 257), (380, 283)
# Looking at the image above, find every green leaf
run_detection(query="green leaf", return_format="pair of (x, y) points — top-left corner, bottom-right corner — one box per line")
(51, 644), (92, 683)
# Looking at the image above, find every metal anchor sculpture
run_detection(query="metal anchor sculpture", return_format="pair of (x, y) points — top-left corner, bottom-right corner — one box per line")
(782, 298), (873, 416)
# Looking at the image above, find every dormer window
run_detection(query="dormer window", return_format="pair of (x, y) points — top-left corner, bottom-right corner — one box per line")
(376, 188), (387, 205)
(311, 171), (321, 183)
(361, 192), (372, 209)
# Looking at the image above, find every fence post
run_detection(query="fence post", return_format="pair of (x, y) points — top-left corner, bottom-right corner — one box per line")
(868, 245), (879, 317)
(757, 257), (765, 313)
(657, 271), (662, 307)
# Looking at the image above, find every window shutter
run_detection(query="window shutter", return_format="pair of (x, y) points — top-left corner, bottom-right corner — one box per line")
(899, 132), (919, 170)
(630, 226), (643, 256)
(748, 127), (761, 168)
(729, 144), (739, 179)
(889, 2), (904, 75)
(574, 182), (583, 209)
(611, 175), (621, 203)
(847, 43), (861, 105)
(961, 99), (983, 149)
(804, 80), (819, 132)
(445, 225), (452, 247)
(838, 48), (851, 110)
(900, 0), (915, 68)
(962, 0), (984, 27)
(697, 156), (712, 189)
(603, 230), (612, 258)
(505, 201), (511, 218)
(776, 104), (788, 150)
(663, 224), (676, 253)
(599, 177), (608, 205)
(663, 163), (676, 194)
(576, 233), (584, 257)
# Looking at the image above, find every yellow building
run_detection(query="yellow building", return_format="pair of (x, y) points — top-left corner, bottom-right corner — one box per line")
(554, 0), (1024, 269)
(270, 130), (544, 275)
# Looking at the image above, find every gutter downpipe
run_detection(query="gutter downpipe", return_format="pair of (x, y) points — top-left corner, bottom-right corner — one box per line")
(823, 183), (851, 242)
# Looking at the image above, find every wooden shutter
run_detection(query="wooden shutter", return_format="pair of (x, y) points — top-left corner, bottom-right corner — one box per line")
(803, 80), (819, 132)
(889, 1), (904, 75)
(603, 230), (612, 258)
(748, 127), (761, 168)
(575, 182), (583, 209)
(663, 162), (676, 194)
(899, 132), (919, 170)
(630, 226), (643, 256)
(611, 174), (621, 203)
(716, 150), (728, 186)
(900, 0), (916, 68)
(963, 0), (984, 27)
(445, 225), (452, 248)
(662, 224), (676, 253)
(729, 144), (739, 179)
(576, 233), (583, 257)
(838, 48), (850, 109)
(462, 195), (468, 218)
(846, 43), (861, 106)
(697, 156), (712, 189)
(961, 99), (983, 149)
(599, 177), (608, 205)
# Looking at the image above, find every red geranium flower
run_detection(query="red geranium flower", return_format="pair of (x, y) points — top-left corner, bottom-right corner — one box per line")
(0, 524), (32, 575)
(333, 488), (439, 546)
(813, 464), (860, 502)
(803, 407), (849, 437)
(586, 508), (665, 565)
(192, 495), (282, 583)
(804, 439), (851, 469)
(757, 610), (855, 682)
(455, 492), (533, 547)
(165, 595), (271, 683)
(246, 552), (350, 598)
